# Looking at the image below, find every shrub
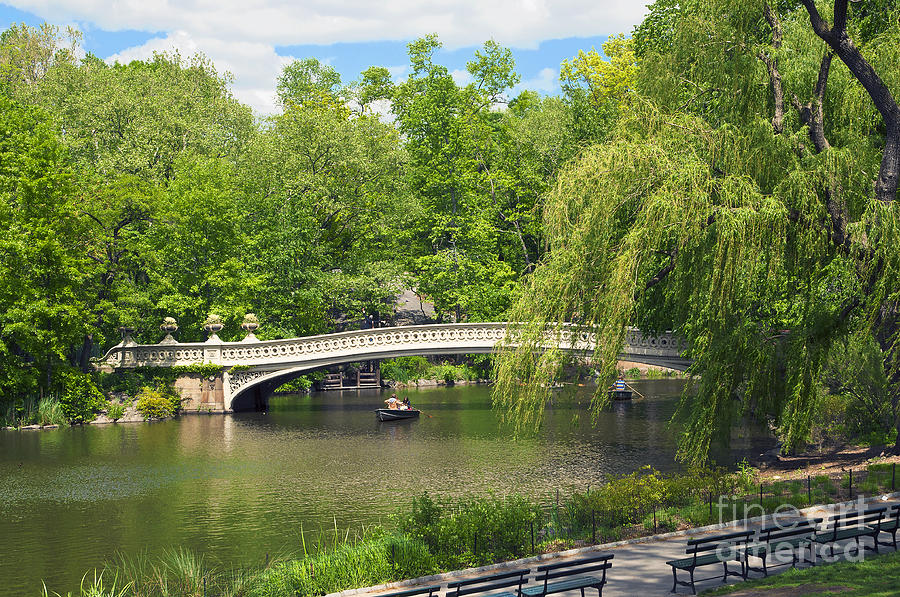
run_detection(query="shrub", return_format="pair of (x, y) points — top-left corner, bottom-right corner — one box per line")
(734, 458), (759, 493)
(60, 373), (106, 424)
(106, 401), (126, 421)
(465, 354), (493, 379)
(426, 362), (472, 384)
(397, 493), (539, 568)
(135, 386), (181, 419)
(570, 466), (671, 527)
(37, 396), (67, 426)
(258, 530), (434, 595)
(275, 375), (312, 393)
(381, 356), (430, 382)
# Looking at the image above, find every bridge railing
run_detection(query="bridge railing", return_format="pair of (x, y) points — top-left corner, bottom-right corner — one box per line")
(99, 322), (688, 370)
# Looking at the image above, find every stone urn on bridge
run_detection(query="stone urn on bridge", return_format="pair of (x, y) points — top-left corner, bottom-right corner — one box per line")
(241, 313), (260, 342)
(159, 317), (179, 344)
(203, 314), (224, 342)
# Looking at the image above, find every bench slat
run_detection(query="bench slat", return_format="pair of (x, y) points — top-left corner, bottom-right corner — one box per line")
(447, 569), (529, 589)
(378, 585), (440, 597)
(541, 562), (611, 581)
(527, 553), (613, 597)
(520, 576), (605, 597)
(534, 553), (613, 572)
(686, 529), (753, 546)
(447, 569), (529, 597)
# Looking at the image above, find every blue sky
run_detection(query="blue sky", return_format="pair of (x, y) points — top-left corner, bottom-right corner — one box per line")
(0, 1), (650, 114)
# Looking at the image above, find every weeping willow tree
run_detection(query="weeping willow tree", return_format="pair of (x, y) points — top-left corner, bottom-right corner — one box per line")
(493, 0), (900, 464)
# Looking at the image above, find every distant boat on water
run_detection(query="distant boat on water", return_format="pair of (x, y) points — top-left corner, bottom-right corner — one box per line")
(375, 408), (420, 421)
(608, 389), (633, 400)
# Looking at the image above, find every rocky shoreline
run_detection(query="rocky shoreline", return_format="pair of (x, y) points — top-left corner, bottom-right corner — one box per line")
(3, 399), (155, 430)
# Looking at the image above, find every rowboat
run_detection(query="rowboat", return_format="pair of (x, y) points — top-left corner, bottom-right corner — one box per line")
(609, 389), (633, 400)
(375, 408), (420, 421)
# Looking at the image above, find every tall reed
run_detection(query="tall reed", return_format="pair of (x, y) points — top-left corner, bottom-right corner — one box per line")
(1, 394), (67, 427)
(38, 395), (67, 426)
(259, 530), (434, 595)
(41, 570), (131, 597)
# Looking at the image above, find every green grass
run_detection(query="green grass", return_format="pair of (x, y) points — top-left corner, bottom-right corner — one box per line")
(40, 464), (900, 596)
(259, 532), (434, 595)
(1, 395), (68, 427)
(42, 570), (132, 597)
(44, 531), (433, 597)
(702, 549), (900, 596)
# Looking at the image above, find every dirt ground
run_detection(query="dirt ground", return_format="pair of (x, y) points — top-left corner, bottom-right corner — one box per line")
(755, 444), (900, 482)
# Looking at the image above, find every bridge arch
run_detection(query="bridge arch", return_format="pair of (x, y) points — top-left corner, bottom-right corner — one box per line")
(100, 323), (690, 412)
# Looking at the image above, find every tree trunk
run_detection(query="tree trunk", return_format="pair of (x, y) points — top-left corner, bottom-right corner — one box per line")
(801, 0), (900, 202)
(791, 52), (832, 153)
(760, 3), (785, 134)
(880, 121), (900, 203)
(78, 333), (94, 373)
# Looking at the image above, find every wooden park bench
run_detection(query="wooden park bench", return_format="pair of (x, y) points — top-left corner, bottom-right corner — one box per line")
(874, 503), (900, 551)
(445, 569), (530, 597)
(813, 506), (888, 560)
(744, 517), (821, 577)
(666, 529), (753, 594)
(519, 553), (614, 597)
(378, 585), (441, 597)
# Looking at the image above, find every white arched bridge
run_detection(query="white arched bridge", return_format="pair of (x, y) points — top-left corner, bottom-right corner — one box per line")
(100, 323), (689, 412)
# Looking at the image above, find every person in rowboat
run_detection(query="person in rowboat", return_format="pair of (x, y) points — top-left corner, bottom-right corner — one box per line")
(385, 394), (399, 409)
(611, 375), (626, 392)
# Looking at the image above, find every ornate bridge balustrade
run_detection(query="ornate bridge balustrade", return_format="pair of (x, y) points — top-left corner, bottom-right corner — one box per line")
(100, 323), (689, 412)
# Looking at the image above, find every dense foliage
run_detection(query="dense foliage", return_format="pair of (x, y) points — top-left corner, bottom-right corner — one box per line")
(494, 0), (900, 462)
(0, 25), (604, 423)
(2, 2), (897, 461)
(134, 385), (182, 419)
(397, 493), (539, 568)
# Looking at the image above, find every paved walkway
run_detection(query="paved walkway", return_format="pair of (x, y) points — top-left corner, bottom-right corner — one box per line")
(339, 496), (900, 597)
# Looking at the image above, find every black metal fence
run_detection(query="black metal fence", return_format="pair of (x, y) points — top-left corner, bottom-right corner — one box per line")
(432, 464), (900, 567)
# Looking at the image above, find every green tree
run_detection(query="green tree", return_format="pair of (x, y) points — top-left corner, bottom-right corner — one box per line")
(494, 0), (900, 462)
(356, 65), (394, 114)
(26, 49), (253, 183)
(71, 173), (157, 366)
(0, 22), (80, 96)
(0, 95), (90, 401)
(276, 57), (344, 110)
(3, 29), (259, 344)
(560, 34), (637, 109)
(392, 36), (527, 321)
(139, 155), (258, 342)
(237, 96), (407, 335)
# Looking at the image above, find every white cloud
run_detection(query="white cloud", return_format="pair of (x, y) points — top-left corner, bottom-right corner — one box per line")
(387, 65), (408, 83)
(516, 67), (559, 95)
(8, 0), (650, 49)
(450, 68), (472, 86)
(106, 30), (295, 114)
(9, 0), (651, 114)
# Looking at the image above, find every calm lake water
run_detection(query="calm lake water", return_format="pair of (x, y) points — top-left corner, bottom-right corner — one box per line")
(0, 381), (769, 595)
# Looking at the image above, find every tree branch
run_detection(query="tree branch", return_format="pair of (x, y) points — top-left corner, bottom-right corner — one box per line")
(800, 0), (900, 203)
(791, 52), (833, 153)
(645, 247), (678, 290)
(759, 3), (785, 134)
